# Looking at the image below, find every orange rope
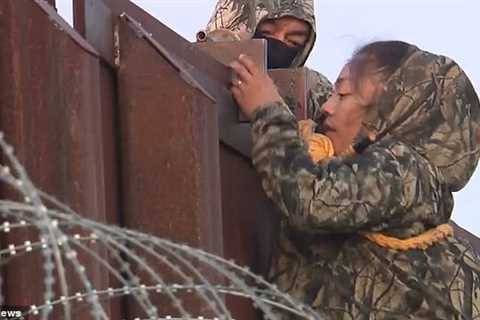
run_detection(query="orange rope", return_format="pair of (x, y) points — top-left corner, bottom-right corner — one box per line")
(361, 225), (453, 251)
(298, 120), (334, 161)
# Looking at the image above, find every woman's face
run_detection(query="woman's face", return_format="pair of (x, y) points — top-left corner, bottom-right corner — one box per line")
(320, 64), (379, 155)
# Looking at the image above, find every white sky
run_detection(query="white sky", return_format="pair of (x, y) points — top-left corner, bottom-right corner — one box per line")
(57, 0), (479, 236)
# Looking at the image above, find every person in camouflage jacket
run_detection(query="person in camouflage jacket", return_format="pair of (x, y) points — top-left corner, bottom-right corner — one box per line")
(203, 0), (332, 121)
(229, 40), (480, 319)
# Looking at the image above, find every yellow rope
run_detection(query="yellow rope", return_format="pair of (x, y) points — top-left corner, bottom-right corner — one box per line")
(298, 120), (334, 161)
(361, 225), (453, 251)
(298, 121), (454, 251)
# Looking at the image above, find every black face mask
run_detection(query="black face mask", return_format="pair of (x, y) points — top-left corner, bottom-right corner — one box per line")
(253, 32), (304, 69)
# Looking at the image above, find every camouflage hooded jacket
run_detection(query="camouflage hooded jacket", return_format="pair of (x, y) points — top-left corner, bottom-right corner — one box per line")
(204, 0), (332, 120)
(251, 45), (480, 319)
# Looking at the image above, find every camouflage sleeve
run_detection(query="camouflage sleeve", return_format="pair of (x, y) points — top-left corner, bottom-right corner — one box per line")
(305, 68), (332, 122)
(251, 101), (453, 234)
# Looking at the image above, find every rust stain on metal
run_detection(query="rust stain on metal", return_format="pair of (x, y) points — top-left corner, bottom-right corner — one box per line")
(196, 39), (267, 122)
(82, 0), (115, 64)
(80, 0), (231, 87)
(114, 21), (121, 67)
(116, 13), (222, 264)
(219, 146), (281, 319)
(269, 68), (309, 120)
(34, 0), (99, 57)
(73, 0), (86, 36)
(120, 14), (215, 101)
(196, 39), (267, 70)
(46, 0), (56, 10)
(116, 17), (223, 317)
(0, 0), (116, 317)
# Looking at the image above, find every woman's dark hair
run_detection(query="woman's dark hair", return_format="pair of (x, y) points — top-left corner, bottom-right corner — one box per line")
(349, 40), (412, 89)
(347, 41), (412, 153)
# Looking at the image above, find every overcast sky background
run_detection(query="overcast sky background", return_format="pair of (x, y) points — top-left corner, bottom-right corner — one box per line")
(57, 0), (480, 236)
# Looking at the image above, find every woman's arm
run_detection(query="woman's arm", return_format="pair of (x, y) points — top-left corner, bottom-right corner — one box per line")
(252, 101), (453, 234)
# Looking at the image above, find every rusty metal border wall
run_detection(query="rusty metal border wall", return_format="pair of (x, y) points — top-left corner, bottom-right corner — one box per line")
(0, 1), (477, 319)
(0, 0), (119, 317)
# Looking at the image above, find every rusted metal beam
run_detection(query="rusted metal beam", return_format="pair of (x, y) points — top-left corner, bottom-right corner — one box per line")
(269, 69), (309, 120)
(0, 0), (118, 317)
(117, 13), (281, 320)
(36, 0), (98, 57)
(219, 146), (282, 319)
(116, 11), (223, 263)
(115, 15), (224, 317)
(77, 0), (228, 84)
(196, 39), (266, 122)
(46, 0), (56, 10)
(73, 0), (86, 36)
(78, 0), (115, 64)
(196, 40), (267, 70)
